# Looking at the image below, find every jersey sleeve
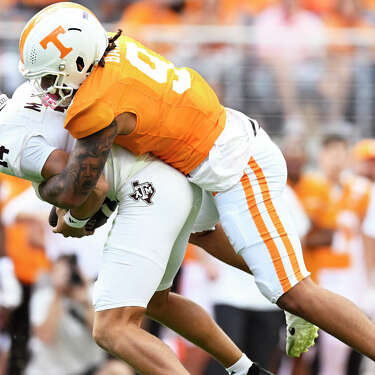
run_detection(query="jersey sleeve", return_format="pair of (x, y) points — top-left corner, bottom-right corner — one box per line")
(20, 136), (57, 183)
(65, 99), (115, 139)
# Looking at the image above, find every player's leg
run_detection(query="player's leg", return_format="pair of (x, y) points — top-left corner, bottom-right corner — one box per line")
(146, 186), (260, 375)
(94, 306), (189, 375)
(190, 183), (315, 358)
(92, 160), (198, 375)
(277, 276), (375, 361)
(146, 289), (244, 369)
(190, 189), (250, 273)
(190, 223), (250, 273)
(214, 128), (375, 360)
(191, 215), (375, 362)
(213, 128), (315, 357)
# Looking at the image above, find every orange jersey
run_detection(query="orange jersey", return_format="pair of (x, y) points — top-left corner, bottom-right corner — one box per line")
(0, 174), (31, 211)
(294, 172), (337, 229)
(65, 35), (226, 175)
(293, 172), (371, 281)
(6, 222), (50, 284)
(292, 172), (344, 281)
(0, 175), (50, 284)
(297, 172), (371, 232)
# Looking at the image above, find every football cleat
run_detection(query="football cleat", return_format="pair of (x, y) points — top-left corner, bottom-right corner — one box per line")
(285, 311), (319, 357)
(247, 362), (274, 375)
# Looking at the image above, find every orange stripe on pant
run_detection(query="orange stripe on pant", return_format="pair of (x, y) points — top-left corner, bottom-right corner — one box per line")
(249, 158), (304, 283)
(240, 162), (292, 293)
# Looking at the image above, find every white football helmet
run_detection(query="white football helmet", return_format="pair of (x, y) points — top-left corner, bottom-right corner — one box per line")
(19, 2), (108, 108)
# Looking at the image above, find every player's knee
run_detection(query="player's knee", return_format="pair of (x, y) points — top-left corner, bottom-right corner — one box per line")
(93, 319), (113, 350)
(93, 307), (145, 351)
(146, 289), (170, 317)
(277, 277), (317, 314)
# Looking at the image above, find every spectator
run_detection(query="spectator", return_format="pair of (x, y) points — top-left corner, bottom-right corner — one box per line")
(352, 138), (375, 180)
(0, 176), (50, 375)
(117, 0), (185, 55)
(26, 255), (105, 375)
(302, 135), (370, 375)
(320, 0), (373, 127)
(253, 0), (324, 134)
(283, 137), (321, 375)
(0, 256), (22, 375)
(288, 136), (346, 284)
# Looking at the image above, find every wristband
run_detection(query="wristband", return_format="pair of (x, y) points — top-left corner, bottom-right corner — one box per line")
(101, 201), (114, 218)
(63, 210), (90, 228)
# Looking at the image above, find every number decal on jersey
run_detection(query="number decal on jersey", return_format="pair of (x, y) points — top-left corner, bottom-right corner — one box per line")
(125, 42), (191, 94)
(0, 146), (9, 168)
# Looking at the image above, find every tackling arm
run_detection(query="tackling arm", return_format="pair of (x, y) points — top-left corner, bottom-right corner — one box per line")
(38, 120), (117, 209)
(41, 147), (109, 221)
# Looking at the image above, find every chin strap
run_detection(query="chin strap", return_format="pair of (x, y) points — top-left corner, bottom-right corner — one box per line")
(0, 94), (9, 111)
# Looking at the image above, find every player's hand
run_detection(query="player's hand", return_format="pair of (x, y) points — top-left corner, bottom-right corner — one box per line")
(53, 208), (94, 238)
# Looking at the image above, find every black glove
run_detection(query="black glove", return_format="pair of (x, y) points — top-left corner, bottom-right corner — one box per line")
(49, 197), (118, 230)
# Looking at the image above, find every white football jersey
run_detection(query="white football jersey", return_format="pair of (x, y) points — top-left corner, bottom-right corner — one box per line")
(0, 82), (72, 181)
(0, 82), (150, 200)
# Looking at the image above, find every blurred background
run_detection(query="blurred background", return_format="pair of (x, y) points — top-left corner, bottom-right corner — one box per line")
(2, 0), (375, 374)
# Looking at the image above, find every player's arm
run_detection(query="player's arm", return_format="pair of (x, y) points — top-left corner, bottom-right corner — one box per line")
(41, 149), (109, 221)
(38, 120), (117, 209)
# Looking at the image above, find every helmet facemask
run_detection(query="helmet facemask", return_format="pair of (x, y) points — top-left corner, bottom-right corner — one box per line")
(31, 72), (73, 109)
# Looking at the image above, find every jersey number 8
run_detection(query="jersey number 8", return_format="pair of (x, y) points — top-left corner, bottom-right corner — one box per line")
(125, 42), (191, 94)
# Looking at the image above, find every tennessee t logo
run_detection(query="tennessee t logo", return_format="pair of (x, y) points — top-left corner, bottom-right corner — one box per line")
(40, 26), (72, 58)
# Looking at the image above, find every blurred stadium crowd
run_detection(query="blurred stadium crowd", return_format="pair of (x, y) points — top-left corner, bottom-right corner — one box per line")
(2, 0), (375, 375)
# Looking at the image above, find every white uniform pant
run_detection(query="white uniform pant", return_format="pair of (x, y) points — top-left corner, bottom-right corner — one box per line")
(93, 159), (201, 311)
(213, 128), (309, 303)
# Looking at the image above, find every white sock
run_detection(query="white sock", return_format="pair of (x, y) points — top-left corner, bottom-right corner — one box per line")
(226, 353), (253, 375)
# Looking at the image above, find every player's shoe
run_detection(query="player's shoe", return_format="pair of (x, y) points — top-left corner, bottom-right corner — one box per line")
(247, 362), (274, 375)
(285, 311), (319, 357)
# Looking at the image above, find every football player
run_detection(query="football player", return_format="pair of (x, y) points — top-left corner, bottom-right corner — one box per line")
(20, 1), (375, 371)
(0, 83), (274, 375)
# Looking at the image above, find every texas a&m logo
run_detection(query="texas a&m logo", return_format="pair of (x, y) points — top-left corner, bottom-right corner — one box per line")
(129, 180), (155, 205)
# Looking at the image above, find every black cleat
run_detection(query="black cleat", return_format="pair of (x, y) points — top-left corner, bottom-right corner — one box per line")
(247, 362), (275, 375)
